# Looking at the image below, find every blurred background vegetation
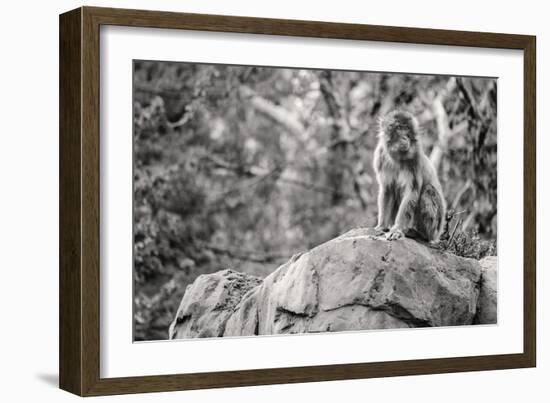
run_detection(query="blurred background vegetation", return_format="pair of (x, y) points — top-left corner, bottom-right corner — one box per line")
(133, 61), (497, 341)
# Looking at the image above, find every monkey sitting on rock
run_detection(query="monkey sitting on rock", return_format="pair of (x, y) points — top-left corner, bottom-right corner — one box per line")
(373, 110), (446, 242)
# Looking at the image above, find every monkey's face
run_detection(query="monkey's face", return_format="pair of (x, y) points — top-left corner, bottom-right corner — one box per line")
(380, 111), (419, 161)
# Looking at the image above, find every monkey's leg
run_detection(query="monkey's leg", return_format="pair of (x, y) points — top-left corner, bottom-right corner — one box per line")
(375, 184), (394, 232)
(414, 184), (444, 242)
(387, 189), (418, 241)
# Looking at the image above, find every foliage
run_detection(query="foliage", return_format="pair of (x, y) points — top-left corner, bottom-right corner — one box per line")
(441, 229), (497, 260)
(133, 61), (497, 340)
(439, 210), (497, 260)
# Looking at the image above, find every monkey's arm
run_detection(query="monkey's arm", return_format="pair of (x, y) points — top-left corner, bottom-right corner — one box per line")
(375, 183), (394, 232)
(373, 145), (394, 232)
(387, 187), (419, 240)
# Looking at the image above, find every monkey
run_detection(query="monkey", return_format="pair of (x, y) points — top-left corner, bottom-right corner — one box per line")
(373, 110), (446, 242)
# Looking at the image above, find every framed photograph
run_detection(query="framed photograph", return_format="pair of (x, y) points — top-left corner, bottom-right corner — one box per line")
(59, 6), (536, 396)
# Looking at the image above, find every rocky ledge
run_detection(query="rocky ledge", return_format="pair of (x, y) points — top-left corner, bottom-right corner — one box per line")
(169, 228), (497, 339)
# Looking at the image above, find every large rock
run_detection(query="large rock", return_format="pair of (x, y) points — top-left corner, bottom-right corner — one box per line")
(170, 228), (496, 339)
(168, 269), (262, 339)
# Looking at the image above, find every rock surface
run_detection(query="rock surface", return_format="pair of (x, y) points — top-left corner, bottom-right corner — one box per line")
(475, 256), (498, 325)
(170, 228), (497, 339)
(169, 269), (262, 339)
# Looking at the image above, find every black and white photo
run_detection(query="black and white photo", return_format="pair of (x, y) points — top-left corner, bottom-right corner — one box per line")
(132, 61), (498, 342)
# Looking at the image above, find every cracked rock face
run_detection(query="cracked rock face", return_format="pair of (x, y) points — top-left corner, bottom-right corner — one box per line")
(170, 228), (496, 339)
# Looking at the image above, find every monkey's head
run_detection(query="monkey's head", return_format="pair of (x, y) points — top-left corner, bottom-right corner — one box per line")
(379, 110), (420, 161)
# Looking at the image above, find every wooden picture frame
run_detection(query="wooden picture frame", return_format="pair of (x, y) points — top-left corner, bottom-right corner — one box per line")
(59, 6), (536, 396)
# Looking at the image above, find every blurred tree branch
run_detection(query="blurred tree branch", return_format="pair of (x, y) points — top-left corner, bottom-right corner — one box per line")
(195, 240), (291, 264)
(451, 179), (473, 210)
(134, 83), (184, 99)
(456, 78), (483, 121)
(203, 154), (356, 199)
(239, 86), (307, 139)
(429, 77), (457, 170)
(319, 71), (369, 209)
(456, 77), (495, 152)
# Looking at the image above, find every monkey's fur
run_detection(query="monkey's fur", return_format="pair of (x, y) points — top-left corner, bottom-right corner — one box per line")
(373, 110), (446, 242)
